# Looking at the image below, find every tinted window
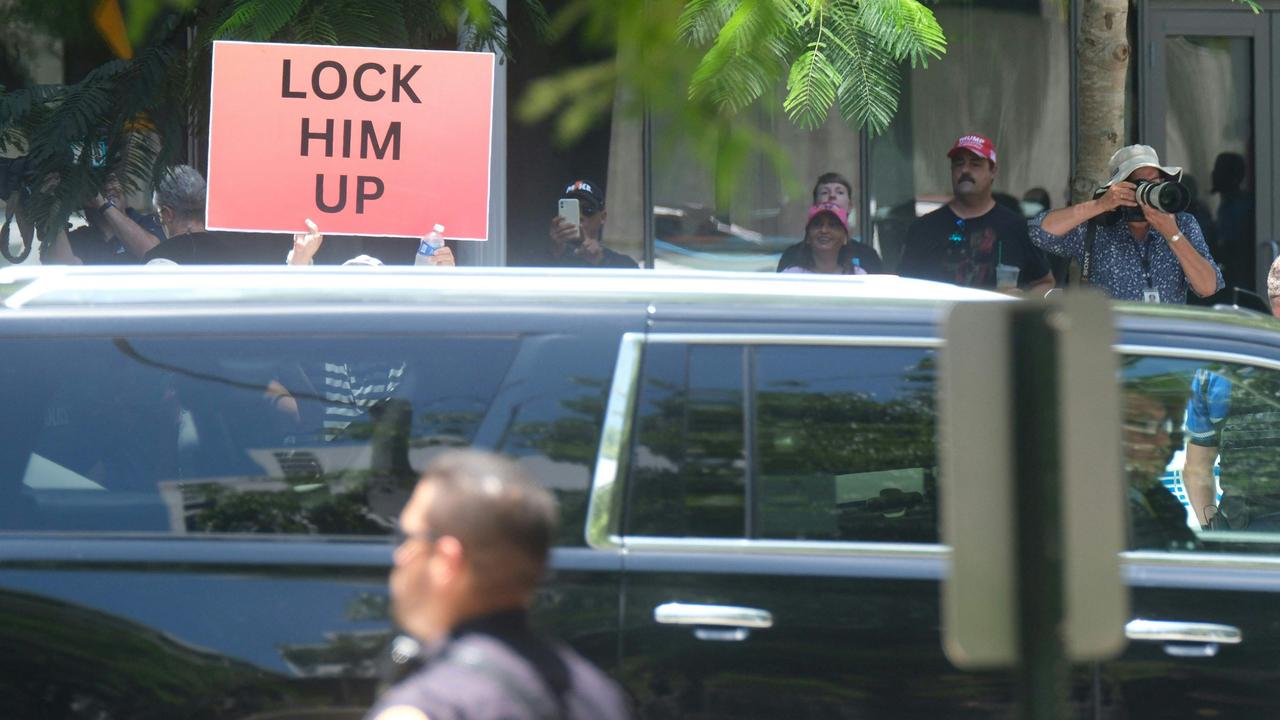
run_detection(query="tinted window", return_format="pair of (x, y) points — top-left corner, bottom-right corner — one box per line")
(756, 346), (937, 542)
(625, 342), (938, 543)
(5, 335), (522, 535)
(627, 344), (746, 537)
(492, 334), (619, 546)
(1123, 354), (1280, 551)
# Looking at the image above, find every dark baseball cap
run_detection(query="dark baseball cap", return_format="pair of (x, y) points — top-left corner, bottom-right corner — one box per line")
(562, 180), (605, 213)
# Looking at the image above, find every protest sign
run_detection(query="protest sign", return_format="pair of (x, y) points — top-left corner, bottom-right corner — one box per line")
(206, 40), (494, 240)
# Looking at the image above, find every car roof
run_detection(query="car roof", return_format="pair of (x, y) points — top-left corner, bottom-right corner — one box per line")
(0, 266), (1007, 311)
(3, 266), (1276, 339)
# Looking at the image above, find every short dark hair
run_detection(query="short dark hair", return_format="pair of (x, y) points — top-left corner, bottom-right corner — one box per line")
(811, 172), (852, 203)
(417, 450), (558, 590)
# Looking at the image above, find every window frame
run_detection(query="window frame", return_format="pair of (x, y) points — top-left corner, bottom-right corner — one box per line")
(585, 330), (1280, 567)
(586, 332), (944, 554)
(1118, 342), (1280, 552)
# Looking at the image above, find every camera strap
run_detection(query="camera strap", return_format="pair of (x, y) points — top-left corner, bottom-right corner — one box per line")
(0, 204), (34, 263)
(1080, 220), (1097, 284)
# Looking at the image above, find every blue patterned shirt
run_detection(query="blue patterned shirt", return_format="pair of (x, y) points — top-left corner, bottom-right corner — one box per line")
(1028, 210), (1223, 303)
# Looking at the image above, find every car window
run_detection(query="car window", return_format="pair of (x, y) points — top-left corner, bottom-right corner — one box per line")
(755, 345), (937, 543)
(4, 335), (523, 535)
(627, 343), (746, 538)
(491, 333), (619, 547)
(1122, 353), (1280, 551)
(625, 341), (938, 543)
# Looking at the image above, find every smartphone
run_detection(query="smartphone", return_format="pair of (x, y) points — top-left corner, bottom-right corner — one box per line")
(558, 198), (581, 228)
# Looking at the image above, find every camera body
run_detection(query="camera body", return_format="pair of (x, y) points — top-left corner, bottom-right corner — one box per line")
(1094, 177), (1191, 224)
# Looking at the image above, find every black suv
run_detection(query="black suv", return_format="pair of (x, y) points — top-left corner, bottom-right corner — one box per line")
(2, 266), (1279, 719)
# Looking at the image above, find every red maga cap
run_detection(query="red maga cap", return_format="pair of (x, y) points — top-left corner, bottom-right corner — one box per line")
(947, 134), (997, 164)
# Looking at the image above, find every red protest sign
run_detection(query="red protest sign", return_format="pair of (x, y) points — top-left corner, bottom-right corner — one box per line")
(206, 41), (494, 240)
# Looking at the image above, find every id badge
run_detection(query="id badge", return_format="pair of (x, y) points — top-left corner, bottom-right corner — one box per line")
(1142, 288), (1161, 303)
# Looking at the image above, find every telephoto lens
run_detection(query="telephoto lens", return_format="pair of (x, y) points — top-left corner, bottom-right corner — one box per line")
(1134, 179), (1191, 214)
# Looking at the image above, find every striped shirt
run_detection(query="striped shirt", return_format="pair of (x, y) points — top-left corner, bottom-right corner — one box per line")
(322, 361), (406, 441)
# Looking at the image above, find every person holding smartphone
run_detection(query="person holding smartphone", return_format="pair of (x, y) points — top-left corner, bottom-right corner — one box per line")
(546, 180), (638, 268)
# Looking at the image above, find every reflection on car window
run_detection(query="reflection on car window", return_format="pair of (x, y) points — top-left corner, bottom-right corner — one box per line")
(628, 344), (746, 538)
(7, 336), (520, 535)
(492, 334), (619, 547)
(756, 346), (937, 543)
(625, 342), (938, 543)
(1120, 354), (1280, 551)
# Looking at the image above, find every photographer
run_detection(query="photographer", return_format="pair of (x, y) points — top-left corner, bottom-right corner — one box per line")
(1030, 144), (1222, 303)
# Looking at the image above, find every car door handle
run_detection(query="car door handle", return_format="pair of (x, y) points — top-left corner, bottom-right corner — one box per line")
(653, 602), (774, 629)
(1125, 619), (1242, 657)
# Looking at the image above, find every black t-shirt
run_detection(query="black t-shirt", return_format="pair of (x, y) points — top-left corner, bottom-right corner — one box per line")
(776, 241), (884, 274)
(546, 245), (639, 269)
(899, 204), (1050, 288)
(144, 231), (290, 264)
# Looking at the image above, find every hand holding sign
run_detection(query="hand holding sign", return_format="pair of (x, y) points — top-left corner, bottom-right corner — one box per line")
(290, 218), (323, 265)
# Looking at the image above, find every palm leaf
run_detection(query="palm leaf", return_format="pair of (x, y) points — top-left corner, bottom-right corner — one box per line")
(677, 0), (738, 47)
(688, 0), (790, 112)
(829, 15), (900, 135)
(852, 0), (945, 68)
(783, 49), (840, 130)
(215, 0), (305, 41)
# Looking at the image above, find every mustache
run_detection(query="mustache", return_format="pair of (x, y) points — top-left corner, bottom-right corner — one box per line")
(958, 174), (975, 183)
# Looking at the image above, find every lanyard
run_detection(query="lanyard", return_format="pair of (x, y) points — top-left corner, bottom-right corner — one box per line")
(1136, 232), (1156, 289)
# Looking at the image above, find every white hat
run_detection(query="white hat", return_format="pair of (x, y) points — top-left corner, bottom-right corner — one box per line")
(342, 254), (383, 266)
(1102, 144), (1183, 188)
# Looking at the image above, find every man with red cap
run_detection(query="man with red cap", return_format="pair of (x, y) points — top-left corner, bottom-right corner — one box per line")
(900, 134), (1054, 294)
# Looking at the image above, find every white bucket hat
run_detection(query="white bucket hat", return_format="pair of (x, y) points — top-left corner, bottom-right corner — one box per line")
(1101, 144), (1183, 188)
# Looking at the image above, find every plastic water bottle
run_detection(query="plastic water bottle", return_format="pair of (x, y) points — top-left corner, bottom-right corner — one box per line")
(850, 256), (865, 275)
(415, 224), (446, 265)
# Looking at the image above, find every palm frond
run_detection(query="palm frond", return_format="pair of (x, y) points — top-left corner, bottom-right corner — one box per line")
(827, 12), (901, 135)
(850, 0), (946, 68)
(677, 0), (737, 47)
(784, 48), (840, 130)
(688, 0), (791, 113)
(214, 0), (305, 41)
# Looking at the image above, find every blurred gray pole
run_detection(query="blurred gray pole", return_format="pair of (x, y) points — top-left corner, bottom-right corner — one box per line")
(455, 0), (507, 267)
(1010, 306), (1067, 720)
(943, 296), (1124, 714)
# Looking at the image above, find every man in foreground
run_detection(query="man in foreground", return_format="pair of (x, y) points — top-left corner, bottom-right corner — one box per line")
(366, 450), (631, 720)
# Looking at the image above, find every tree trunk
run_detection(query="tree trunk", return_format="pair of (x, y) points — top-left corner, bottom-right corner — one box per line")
(1074, 0), (1131, 204)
